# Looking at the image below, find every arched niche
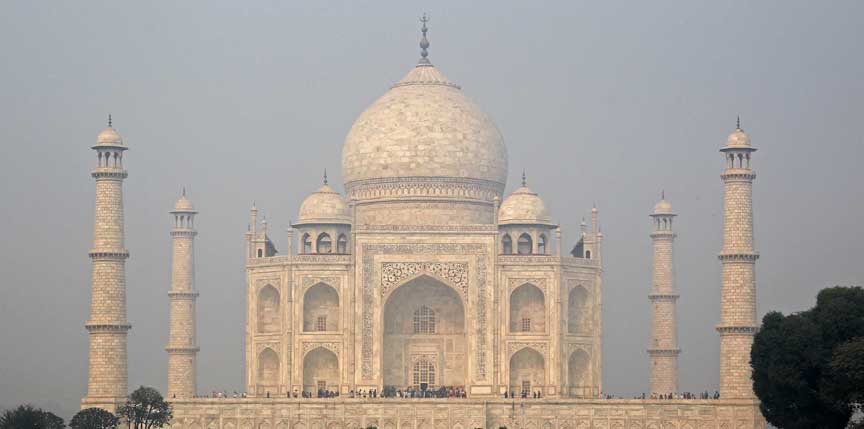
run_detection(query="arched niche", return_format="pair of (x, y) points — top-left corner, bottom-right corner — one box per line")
(303, 347), (339, 395)
(257, 348), (279, 390)
(501, 234), (513, 255)
(336, 234), (348, 254)
(568, 348), (590, 398)
(510, 283), (545, 333)
(303, 283), (339, 332)
(567, 285), (589, 334)
(517, 233), (533, 255)
(509, 347), (545, 394)
(257, 285), (280, 333)
(316, 233), (332, 254)
(302, 233), (312, 254)
(382, 275), (466, 389)
(538, 234), (547, 255)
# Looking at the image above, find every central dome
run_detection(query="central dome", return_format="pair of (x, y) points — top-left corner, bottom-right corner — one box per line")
(341, 63), (508, 187)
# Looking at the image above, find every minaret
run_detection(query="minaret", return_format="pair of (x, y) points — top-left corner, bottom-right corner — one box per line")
(717, 118), (758, 399)
(166, 189), (199, 399)
(648, 192), (680, 396)
(83, 115), (131, 411)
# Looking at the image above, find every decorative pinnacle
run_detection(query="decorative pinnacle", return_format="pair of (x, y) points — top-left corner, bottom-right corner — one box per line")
(661, 189), (665, 200)
(108, 114), (113, 128)
(419, 13), (431, 64)
(522, 170), (527, 187)
(736, 116), (741, 130)
(182, 186), (186, 197)
(323, 169), (328, 185)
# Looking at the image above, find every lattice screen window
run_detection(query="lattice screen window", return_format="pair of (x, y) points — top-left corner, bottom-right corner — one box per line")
(316, 316), (327, 332)
(521, 380), (531, 394)
(521, 318), (531, 332)
(412, 359), (436, 388)
(317, 380), (326, 391)
(413, 305), (436, 334)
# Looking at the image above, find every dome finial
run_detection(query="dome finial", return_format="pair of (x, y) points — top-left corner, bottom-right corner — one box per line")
(418, 13), (431, 65)
(323, 168), (328, 185)
(736, 115), (741, 130)
(182, 186), (186, 197)
(661, 189), (665, 200)
(108, 113), (112, 128)
(522, 169), (527, 187)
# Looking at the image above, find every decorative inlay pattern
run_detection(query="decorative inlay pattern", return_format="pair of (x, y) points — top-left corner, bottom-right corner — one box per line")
(361, 243), (486, 379)
(475, 256), (487, 379)
(380, 262), (468, 298)
(508, 341), (548, 357)
(508, 278), (546, 293)
(301, 342), (340, 357)
(301, 276), (340, 292)
(357, 224), (498, 233)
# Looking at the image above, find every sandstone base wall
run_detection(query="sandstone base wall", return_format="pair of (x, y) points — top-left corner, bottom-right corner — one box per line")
(169, 398), (765, 429)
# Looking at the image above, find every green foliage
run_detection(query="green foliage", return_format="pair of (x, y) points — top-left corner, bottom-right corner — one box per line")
(117, 387), (172, 429)
(752, 286), (864, 429)
(0, 405), (65, 429)
(70, 408), (120, 429)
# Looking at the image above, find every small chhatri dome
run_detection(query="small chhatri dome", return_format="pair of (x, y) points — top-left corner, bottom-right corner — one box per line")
(94, 114), (125, 147)
(724, 117), (751, 148)
(173, 188), (196, 212)
(295, 182), (351, 226)
(498, 183), (553, 226)
(341, 17), (508, 188)
(652, 192), (675, 216)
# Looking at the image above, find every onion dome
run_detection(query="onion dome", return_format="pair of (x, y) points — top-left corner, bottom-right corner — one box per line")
(498, 176), (553, 226)
(294, 179), (350, 226)
(341, 20), (507, 190)
(93, 114), (126, 149)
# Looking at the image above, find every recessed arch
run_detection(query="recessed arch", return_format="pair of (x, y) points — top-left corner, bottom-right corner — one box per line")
(303, 347), (339, 395)
(538, 234), (547, 255)
(568, 348), (590, 398)
(568, 285), (589, 334)
(517, 233), (533, 255)
(336, 234), (348, 254)
(303, 283), (339, 332)
(257, 285), (280, 333)
(509, 347), (545, 394)
(502, 234), (513, 255)
(510, 283), (545, 333)
(316, 233), (332, 254)
(257, 348), (279, 389)
(302, 233), (312, 254)
(382, 275), (466, 389)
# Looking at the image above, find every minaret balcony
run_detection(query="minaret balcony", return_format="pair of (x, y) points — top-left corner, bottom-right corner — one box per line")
(85, 322), (131, 332)
(718, 252), (759, 262)
(715, 325), (758, 335)
(647, 348), (681, 356)
(88, 249), (130, 260)
(91, 168), (128, 179)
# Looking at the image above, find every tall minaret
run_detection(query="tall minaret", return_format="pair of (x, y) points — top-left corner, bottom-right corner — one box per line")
(648, 192), (680, 396)
(83, 116), (131, 411)
(166, 189), (199, 399)
(717, 118), (758, 399)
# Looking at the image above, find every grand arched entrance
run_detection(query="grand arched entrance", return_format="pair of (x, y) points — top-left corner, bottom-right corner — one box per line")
(382, 275), (466, 390)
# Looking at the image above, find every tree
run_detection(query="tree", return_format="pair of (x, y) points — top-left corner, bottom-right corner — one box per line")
(117, 387), (172, 429)
(0, 405), (65, 429)
(70, 408), (120, 429)
(752, 286), (864, 429)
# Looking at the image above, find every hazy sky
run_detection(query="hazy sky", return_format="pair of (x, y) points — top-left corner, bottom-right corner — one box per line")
(1, 0), (862, 419)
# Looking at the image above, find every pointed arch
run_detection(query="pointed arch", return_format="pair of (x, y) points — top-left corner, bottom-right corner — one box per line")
(302, 233), (312, 254)
(509, 347), (545, 394)
(303, 283), (339, 332)
(568, 348), (590, 398)
(316, 232), (332, 254)
(336, 234), (348, 254)
(303, 347), (339, 395)
(568, 285), (589, 334)
(538, 234), (547, 255)
(257, 348), (279, 388)
(517, 233), (533, 255)
(510, 283), (545, 333)
(257, 285), (280, 333)
(502, 234), (513, 255)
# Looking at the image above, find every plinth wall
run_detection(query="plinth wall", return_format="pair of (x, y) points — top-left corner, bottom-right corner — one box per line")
(169, 398), (765, 429)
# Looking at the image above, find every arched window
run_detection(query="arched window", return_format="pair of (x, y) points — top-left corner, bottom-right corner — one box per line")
(337, 234), (348, 254)
(316, 233), (332, 254)
(517, 233), (533, 255)
(257, 249), (263, 258)
(413, 305), (436, 334)
(302, 234), (312, 254)
(585, 250), (591, 259)
(502, 234), (513, 255)
(412, 359), (436, 388)
(538, 234), (547, 255)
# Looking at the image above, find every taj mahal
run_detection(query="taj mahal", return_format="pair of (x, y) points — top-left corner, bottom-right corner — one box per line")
(79, 18), (766, 429)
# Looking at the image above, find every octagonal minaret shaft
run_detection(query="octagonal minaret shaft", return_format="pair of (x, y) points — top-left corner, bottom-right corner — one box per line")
(717, 119), (758, 399)
(83, 116), (131, 411)
(648, 193), (680, 395)
(167, 189), (200, 399)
